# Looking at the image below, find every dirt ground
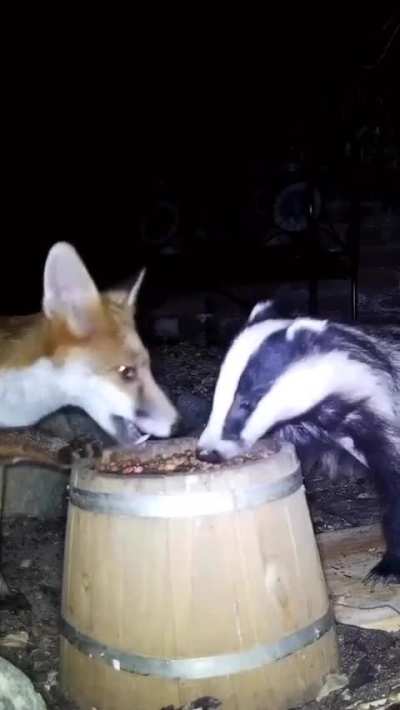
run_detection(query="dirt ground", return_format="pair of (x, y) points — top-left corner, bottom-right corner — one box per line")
(0, 341), (399, 709)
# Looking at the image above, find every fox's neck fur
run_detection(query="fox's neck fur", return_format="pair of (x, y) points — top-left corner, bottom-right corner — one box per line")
(0, 313), (73, 427)
(0, 313), (52, 368)
(0, 295), (125, 429)
(0, 300), (123, 428)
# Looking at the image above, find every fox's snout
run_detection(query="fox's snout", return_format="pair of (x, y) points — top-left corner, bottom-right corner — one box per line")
(124, 371), (181, 442)
(78, 367), (180, 446)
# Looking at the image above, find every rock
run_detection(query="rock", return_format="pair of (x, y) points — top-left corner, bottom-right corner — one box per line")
(39, 407), (110, 445)
(3, 465), (68, 519)
(0, 656), (47, 709)
(37, 411), (75, 441)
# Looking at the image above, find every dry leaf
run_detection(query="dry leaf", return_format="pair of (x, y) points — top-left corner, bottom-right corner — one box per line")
(0, 630), (29, 648)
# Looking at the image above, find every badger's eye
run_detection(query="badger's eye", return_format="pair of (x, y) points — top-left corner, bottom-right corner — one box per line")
(118, 365), (137, 381)
(239, 397), (251, 412)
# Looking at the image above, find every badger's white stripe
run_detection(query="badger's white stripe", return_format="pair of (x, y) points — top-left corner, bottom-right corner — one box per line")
(242, 351), (394, 446)
(199, 319), (290, 449)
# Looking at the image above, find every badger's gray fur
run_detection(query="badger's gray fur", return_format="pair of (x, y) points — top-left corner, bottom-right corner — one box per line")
(197, 300), (400, 583)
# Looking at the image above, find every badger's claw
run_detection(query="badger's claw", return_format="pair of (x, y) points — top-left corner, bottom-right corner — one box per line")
(364, 554), (400, 587)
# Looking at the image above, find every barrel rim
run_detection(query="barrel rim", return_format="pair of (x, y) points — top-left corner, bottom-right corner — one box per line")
(72, 438), (295, 482)
(68, 464), (303, 517)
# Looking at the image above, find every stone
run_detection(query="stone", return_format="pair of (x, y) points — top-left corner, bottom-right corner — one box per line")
(39, 407), (110, 445)
(0, 656), (47, 709)
(2, 464), (68, 519)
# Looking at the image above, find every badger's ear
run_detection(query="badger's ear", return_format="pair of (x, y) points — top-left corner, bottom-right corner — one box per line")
(247, 300), (277, 325)
(248, 288), (303, 324)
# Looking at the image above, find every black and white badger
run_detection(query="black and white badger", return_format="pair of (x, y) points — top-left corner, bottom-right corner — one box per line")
(196, 300), (400, 583)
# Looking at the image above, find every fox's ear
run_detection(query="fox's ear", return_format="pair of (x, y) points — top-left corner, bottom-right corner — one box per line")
(127, 268), (146, 308)
(105, 268), (146, 315)
(43, 242), (101, 337)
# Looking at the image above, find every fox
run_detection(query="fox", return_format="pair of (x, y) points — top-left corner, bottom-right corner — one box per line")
(0, 241), (179, 607)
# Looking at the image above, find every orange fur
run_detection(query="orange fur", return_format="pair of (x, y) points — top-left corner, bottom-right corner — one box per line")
(0, 293), (143, 370)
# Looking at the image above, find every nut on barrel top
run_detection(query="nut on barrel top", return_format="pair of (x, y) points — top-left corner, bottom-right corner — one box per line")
(95, 436), (280, 476)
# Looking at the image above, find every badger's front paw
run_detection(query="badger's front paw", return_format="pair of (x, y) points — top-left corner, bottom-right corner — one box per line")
(364, 553), (400, 586)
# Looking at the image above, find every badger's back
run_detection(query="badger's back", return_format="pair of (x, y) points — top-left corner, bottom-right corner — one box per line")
(341, 323), (400, 417)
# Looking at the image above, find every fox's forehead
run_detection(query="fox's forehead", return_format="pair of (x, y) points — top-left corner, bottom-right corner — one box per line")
(52, 330), (148, 370)
(48, 294), (149, 367)
(102, 297), (149, 360)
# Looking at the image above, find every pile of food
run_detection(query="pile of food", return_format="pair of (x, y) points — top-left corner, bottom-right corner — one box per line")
(95, 446), (274, 476)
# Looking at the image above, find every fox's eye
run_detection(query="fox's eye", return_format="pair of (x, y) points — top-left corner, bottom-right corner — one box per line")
(118, 365), (137, 381)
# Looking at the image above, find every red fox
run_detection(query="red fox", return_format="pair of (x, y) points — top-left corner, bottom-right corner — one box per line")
(0, 241), (179, 606)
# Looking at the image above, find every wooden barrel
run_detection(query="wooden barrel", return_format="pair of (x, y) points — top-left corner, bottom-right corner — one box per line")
(60, 438), (339, 710)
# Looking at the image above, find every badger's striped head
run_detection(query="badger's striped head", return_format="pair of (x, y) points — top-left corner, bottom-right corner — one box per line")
(196, 300), (332, 461)
(197, 299), (396, 464)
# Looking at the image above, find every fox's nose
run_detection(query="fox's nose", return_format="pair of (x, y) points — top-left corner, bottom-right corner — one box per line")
(195, 447), (223, 464)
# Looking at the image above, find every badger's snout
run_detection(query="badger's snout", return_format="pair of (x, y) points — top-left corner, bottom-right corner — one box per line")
(196, 436), (244, 462)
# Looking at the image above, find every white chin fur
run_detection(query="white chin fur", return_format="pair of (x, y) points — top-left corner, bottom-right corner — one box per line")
(135, 416), (174, 438)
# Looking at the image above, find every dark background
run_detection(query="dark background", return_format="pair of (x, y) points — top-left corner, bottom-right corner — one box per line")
(2, 5), (399, 314)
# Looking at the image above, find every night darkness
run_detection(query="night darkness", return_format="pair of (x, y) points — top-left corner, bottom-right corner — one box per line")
(2, 6), (399, 315)
(1, 10), (400, 708)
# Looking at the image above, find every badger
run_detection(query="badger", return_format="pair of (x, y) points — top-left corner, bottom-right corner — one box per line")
(196, 300), (400, 583)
